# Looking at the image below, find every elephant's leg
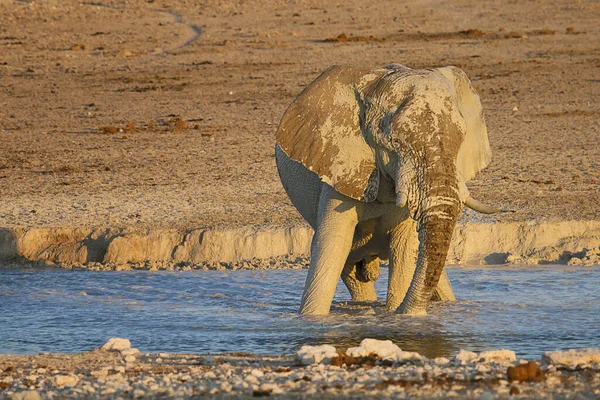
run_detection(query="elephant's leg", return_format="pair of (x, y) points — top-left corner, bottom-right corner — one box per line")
(341, 261), (377, 302)
(299, 185), (359, 315)
(386, 218), (419, 312)
(431, 269), (456, 301)
(356, 255), (380, 282)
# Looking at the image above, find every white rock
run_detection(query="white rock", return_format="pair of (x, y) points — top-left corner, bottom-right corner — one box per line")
(542, 348), (600, 367)
(296, 344), (338, 365)
(479, 349), (517, 363)
(346, 338), (419, 362)
(434, 357), (450, 365)
(121, 348), (140, 356)
(250, 369), (264, 377)
(455, 349), (478, 364)
(101, 338), (131, 352)
(245, 375), (259, 385)
(90, 368), (109, 378)
(11, 391), (42, 400)
(259, 383), (281, 394)
(54, 375), (79, 386)
(124, 355), (136, 363)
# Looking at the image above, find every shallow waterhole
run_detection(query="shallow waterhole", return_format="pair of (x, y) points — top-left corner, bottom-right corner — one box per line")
(0, 265), (598, 359)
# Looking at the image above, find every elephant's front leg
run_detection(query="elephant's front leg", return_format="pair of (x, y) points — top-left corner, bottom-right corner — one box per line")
(341, 258), (378, 303)
(299, 185), (359, 315)
(386, 218), (456, 311)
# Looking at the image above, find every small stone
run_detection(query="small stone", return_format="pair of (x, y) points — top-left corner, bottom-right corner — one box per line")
(507, 361), (545, 382)
(509, 385), (521, 395)
(456, 349), (478, 364)
(159, 352), (169, 357)
(296, 344), (338, 365)
(121, 348), (140, 356)
(90, 368), (109, 378)
(54, 375), (79, 387)
(11, 390), (42, 400)
(346, 338), (414, 362)
(124, 355), (136, 363)
(479, 349), (517, 363)
(542, 348), (600, 367)
(259, 383), (282, 394)
(434, 357), (450, 365)
(101, 338), (131, 351)
(250, 369), (264, 378)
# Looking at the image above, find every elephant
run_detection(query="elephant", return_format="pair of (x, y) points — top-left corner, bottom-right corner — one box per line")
(275, 63), (502, 316)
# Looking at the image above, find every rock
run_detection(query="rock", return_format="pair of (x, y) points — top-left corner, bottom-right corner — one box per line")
(434, 357), (450, 365)
(124, 355), (136, 363)
(54, 375), (79, 386)
(121, 348), (140, 356)
(11, 391), (42, 400)
(346, 338), (423, 362)
(479, 349), (517, 363)
(101, 338), (131, 351)
(250, 369), (264, 377)
(542, 348), (600, 367)
(259, 383), (283, 394)
(296, 345), (338, 365)
(507, 361), (545, 382)
(456, 349), (478, 364)
(347, 339), (399, 360)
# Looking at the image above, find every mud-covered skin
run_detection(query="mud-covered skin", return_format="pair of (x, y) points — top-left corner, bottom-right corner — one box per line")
(276, 64), (496, 315)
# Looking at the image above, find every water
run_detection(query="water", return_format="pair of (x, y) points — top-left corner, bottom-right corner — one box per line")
(0, 265), (598, 359)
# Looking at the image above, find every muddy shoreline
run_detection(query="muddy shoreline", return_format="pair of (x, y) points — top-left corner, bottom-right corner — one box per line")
(1, 340), (599, 399)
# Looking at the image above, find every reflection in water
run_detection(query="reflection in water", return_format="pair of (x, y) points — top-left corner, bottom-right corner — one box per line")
(0, 265), (598, 358)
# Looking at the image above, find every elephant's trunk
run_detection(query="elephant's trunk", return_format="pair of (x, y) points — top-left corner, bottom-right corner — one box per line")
(397, 173), (461, 315)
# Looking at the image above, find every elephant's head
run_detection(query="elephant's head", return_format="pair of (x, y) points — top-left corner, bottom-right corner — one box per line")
(276, 64), (500, 315)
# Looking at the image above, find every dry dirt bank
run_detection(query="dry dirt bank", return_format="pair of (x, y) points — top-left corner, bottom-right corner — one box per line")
(0, 0), (599, 266)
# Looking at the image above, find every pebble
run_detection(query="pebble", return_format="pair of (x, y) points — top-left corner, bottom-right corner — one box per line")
(296, 344), (338, 365)
(101, 338), (131, 352)
(54, 375), (79, 386)
(121, 348), (140, 357)
(542, 348), (600, 367)
(455, 349), (478, 364)
(11, 391), (42, 400)
(124, 355), (136, 363)
(479, 349), (517, 363)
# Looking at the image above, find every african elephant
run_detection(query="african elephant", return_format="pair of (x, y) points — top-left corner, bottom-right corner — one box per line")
(275, 64), (501, 315)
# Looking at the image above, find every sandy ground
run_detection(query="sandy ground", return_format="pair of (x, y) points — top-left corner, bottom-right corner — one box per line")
(0, 0), (599, 231)
(1, 346), (599, 399)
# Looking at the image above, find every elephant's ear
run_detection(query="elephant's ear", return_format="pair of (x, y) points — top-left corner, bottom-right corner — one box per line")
(276, 65), (388, 202)
(433, 66), (491, 181)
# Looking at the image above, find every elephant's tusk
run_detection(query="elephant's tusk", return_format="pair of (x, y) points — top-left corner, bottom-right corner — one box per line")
(464, 196), (502, 214)
(396, 191), (408, 207)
